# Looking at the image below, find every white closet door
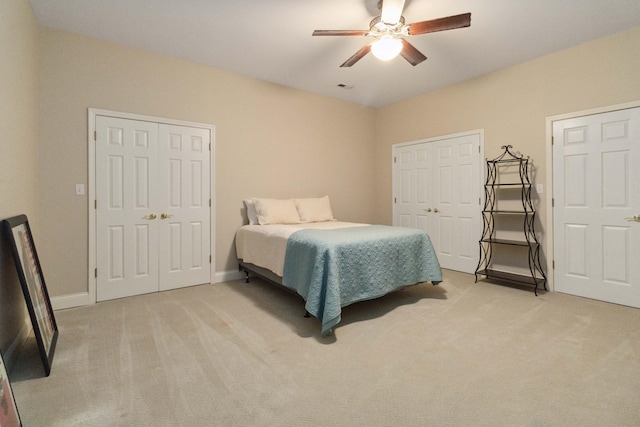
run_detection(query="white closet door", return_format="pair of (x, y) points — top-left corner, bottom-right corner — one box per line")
(393, 132), (481, 273)
(95, 117), (212, 301)
(96, 116), (160, 301)
(432, 135), (481, 273)
(553, 107), (640, 307)
(394, 142), (435, 235)
(158, 124), (211, 291)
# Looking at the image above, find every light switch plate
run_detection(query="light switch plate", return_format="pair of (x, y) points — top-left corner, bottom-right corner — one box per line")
(75, 184), (85, 196)
(536, 184), (543, 194)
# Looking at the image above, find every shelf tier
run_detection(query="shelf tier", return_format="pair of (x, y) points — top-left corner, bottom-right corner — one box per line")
(482, 210), (533, 214)
(480, 238), (538, 247)
(487, 158), (522, 164)
(476, 269), (545, 287)
(487, 183), (531, 187)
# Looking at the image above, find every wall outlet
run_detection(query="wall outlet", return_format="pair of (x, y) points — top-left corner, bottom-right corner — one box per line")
(75, 184), (85, 196)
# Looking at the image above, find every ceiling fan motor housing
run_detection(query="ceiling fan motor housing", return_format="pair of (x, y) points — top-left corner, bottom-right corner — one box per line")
(368, 16), (408, 38)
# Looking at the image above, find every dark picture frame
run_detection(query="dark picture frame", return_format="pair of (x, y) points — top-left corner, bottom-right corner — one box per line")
(2, 215), (58, 376)
(0, 350), (21, 427)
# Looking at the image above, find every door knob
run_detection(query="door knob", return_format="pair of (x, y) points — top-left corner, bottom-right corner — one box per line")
(144, 213), (157, 220)
(161, 213), (173, 219)
(434, 208), (439, 213)
(625, 215), (640, 222)
(424, 208), (432, 212)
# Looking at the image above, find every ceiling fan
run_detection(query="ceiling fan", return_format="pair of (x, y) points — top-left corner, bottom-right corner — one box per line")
(312, 0), (471, 67)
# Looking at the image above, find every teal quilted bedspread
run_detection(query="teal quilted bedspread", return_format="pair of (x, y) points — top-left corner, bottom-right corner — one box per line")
(282, 225), (442, 334)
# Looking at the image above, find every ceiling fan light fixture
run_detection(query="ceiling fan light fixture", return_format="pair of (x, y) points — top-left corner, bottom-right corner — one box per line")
(371, 36), (403, 61)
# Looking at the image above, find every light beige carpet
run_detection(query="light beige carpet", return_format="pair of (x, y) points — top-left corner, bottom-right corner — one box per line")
(10, 270), (640, 426)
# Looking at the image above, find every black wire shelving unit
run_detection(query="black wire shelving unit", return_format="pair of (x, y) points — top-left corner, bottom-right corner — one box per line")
(474, 145), (547, 295)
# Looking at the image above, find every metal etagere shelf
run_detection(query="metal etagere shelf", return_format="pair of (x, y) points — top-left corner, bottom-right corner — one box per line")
(474, 145), (547, 295)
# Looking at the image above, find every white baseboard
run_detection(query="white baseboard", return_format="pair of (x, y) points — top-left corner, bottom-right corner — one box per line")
(51, 292), (91, 311)
(50, 271), (243, 311)
(213, 269), (244, 283)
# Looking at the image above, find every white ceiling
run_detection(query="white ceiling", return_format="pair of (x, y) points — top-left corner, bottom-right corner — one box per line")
(29, 0), (640, 108)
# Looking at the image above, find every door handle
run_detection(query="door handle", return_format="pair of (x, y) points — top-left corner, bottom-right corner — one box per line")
(625, 215), (640, 222)
(434, 208), (439, 213)
(143, 213), (157, 220)
(160, 213), (173, 219)
(424, 208), (432, 212)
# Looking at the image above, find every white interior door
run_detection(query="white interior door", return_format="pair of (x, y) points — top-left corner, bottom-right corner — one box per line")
(393, 132), (482, 273)
(158, 124), (211, 291)
(96, 117), (211, 301)
(553, 107), (640, 307)
(96, 116), (160, 301)
(394, 141), (435, 240)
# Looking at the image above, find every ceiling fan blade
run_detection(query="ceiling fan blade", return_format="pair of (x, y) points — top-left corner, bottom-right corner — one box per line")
(399, 39), (427, 66)
(340, 44), (372, 67)
(313, 30), (368, 36)
(380, 0), (406, 25)
(408, 12), (471, 35)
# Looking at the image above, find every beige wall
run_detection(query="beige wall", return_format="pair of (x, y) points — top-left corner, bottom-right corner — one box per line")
(38, 27), (376, 298)
(0, 0), (39, 357)
(374, 26), (640, 270)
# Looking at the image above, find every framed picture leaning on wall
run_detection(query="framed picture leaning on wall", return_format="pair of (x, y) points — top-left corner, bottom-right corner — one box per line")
(0, 349), (21, 427)
(2, 214), (58, 377)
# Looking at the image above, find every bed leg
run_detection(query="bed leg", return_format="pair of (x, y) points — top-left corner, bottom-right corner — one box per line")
(304, 311), (311, 318)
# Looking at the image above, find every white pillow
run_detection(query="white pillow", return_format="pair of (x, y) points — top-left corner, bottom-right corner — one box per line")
(294, 196), (335, 223)
(243, 199), (258, 225)
(253, 198), (301, 225)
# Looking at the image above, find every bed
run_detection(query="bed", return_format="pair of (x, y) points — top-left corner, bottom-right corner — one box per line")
(235, 197), (442, 334)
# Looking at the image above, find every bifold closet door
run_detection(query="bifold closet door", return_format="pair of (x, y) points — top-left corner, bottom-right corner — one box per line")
(157, 124), (211, 291)
(95, 117), (211, 301)
(95, 116), (160, 301)
(393, 133), (481, 273)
